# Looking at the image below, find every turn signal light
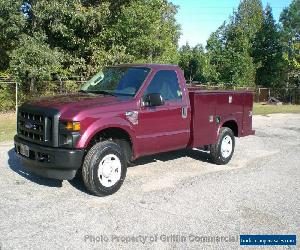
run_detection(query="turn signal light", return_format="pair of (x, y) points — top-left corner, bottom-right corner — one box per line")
(66, 121), (81, 131)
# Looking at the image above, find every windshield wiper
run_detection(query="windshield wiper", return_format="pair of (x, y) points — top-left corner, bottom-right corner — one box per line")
(92, 90), (117, 96)
(79, 90), (116, 96)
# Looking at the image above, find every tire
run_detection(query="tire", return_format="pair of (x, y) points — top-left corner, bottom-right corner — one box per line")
(210, 127), (235, 165)
(113, 139), (132, 165)
(82, 140), (127, 196)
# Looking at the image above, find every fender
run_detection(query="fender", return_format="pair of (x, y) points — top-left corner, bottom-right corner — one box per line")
(216, 114), (242, 137)
(76, 116), (137, 155)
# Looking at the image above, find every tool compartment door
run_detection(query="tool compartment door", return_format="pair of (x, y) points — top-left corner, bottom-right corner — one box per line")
(189, 91), (217, 147)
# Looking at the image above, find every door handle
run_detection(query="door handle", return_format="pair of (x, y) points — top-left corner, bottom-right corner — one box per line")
(182, 106), (188, 119)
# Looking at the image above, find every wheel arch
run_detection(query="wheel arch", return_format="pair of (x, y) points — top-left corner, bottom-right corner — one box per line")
(221, 119), (239, 137)
(86, 126), (134, 161)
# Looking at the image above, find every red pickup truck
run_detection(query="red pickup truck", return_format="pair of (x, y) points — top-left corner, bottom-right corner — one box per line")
(14, 64), (254, 196)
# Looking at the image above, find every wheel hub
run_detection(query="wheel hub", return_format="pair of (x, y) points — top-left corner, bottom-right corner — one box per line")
(102, 162), (113, 178)
(98, 154), (121, 187)
(221, 135), (233, 158)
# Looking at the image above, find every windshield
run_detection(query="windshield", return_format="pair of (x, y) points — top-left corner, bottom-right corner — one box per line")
(81, 67), (150, 97)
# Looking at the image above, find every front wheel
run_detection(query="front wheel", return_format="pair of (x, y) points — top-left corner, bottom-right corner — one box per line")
(210, 127), (235, 165)
(82, 141), (127, 196)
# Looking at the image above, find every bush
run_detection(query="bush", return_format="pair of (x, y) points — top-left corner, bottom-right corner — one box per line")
(0, 82), (15, 111)
(65, 80), (82, 93)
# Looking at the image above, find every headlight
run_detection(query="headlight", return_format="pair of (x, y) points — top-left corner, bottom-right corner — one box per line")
(59, 121), (81, 148)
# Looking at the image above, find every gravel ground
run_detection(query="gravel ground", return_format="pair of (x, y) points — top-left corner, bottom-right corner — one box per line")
(0, 114), (299, 250)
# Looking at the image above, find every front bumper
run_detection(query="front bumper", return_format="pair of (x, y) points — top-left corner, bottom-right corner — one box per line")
(14, 135), (85, 180)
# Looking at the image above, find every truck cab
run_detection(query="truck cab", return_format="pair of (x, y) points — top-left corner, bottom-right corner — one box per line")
(14, 64), (254, 196)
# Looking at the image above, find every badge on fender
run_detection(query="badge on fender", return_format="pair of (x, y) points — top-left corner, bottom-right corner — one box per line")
(125, 111), (139, 125)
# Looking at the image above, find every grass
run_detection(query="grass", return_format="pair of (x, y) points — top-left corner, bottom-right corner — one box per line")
(253, 103), (300, 115)
(0, 104), (299, 143)
(0, 112), (16, 143)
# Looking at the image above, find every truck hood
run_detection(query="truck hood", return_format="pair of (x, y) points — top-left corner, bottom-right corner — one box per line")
(25, 93), (131, 113)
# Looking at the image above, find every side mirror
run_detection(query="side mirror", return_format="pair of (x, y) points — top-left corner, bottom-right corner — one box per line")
(143, 93), (165, 107)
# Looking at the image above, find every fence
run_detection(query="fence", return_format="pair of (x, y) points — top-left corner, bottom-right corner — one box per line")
(1, 78), (300, 112)
(258, 88), (300, 104)
(189, 83), (300, 104)
(0, 76), (18, 112)
(0, 77), (87, 111)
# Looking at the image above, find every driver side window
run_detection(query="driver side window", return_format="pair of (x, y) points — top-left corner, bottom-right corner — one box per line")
(144, 70), (182, 101)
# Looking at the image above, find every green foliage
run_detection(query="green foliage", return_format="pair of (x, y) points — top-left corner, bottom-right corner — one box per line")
(9, 33), (63, 94)
(0, 71), (15, 111)
(0, 82), (15, 111)
(178, 44), (207, 82)
(204, 0), (288, 87)
(206, 0), (263, 87)
(280, 0), (300, 87)
(280, 0), (300, 39)
(107, 0), (180, 64)
(0, 0), (26, 71)
(64, 80), (82, 93)
(234, 0), (263, 42)
(0, 0), (180, 110)
(27, 0), (111, 77)
(252, 5), (286, 87)
(1, 0), (299, 110)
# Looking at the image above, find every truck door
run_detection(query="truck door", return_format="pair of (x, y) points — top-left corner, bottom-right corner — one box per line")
(136, 70), (190, 156)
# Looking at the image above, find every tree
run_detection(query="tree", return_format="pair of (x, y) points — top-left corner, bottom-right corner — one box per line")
(0, 0), (181, 105)
(253, 5), (285, 87)
(280, 0), (300, 40)
(280, 0), (300, 87)
(0, 0), (26, 71)
(225, 0), (263, 86)
(9, 34), (63, 94)
(107, 0), (180, 64)
(233, 0), (263, 43)
(205, 24), (227, 83)
(206, 0), (263, 86)
(178, 44), (207, 83)
(27, 0), (111, 77)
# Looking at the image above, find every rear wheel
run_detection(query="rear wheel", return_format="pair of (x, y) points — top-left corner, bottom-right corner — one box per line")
(82, 140), (127, 196)
(210, 127), (235, 165)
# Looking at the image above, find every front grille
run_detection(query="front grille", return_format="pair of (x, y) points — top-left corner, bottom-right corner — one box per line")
(18, 110), (52, 145)
(17, 105), (60, 146)
(19, 111), (45, 141)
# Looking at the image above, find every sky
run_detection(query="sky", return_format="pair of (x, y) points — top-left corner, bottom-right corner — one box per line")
(170, 0), (292, 47)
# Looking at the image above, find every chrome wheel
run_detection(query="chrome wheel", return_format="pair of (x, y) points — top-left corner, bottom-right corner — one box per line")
(98, 154), (121, 187)
(221, 135), (233, 158)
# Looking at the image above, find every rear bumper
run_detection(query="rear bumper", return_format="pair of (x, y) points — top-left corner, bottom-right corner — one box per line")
(14, 135), (85, 180)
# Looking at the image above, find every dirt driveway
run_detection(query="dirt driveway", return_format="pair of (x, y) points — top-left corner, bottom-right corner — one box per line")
(0, 114), (299, 249)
